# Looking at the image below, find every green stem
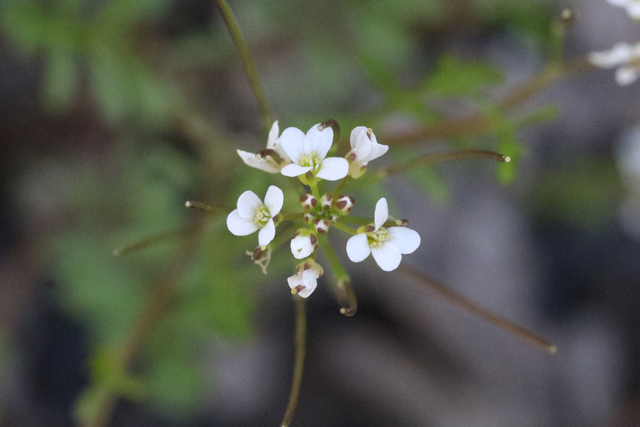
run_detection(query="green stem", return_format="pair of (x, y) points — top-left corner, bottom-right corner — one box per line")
(396, 265), (557, 354)
(331, 175), (351, 198)
(281, 212), (305, 222)
(214, 0), (273, 132)
(112, 226), (199, 256)
(280, 297), (307, 427)
(318, 235), (357, 316)
(332, 221), (357, 235)
(309, 181), (320, 200)
(381, 149), (510, 175)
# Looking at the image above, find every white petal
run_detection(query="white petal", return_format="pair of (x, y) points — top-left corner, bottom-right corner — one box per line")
(371, 243), (402, 271)
(264, 185), (284, 216)
(299, 270), (318, 298)
(346, 234), (371, 263)
(281, 163), (312, 177)
(374, 198), (389, 231)
(350, 126), (368, 149)
(236, 149), (280, 173)
(616, 66), (639, 86)
(267, 121), (280, 148)
(589, 42), (631, 68)
(237, 191), (263, 219)
(291, 235), (314, 259)
(280, 127), (306, 163)
(353, 131), (372, 161)
(305, 123), (333, 159)
(258, 219), (276, 246)
(387, 227), (421, 254)
(627, 3), (640, 18)
(227, 210), (259, 236)
(316, 157), (349, 181)
(368, 135), (389, 162)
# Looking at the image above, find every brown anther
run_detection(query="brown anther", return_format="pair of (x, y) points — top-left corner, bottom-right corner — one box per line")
(253, 246), (263, 260)
(347, 152), (357, 161)
(305, 171), (314, 180)
(366, 225), (376, 232)
(310, 234), (318, 246)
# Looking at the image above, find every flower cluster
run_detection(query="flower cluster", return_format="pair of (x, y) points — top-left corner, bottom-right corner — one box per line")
(227, 121), (420, 299)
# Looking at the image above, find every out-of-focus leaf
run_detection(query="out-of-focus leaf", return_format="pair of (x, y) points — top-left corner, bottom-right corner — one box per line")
(423, 55), (503, 97)
(392, 149), (452, 204)
(513, 105), (560, 130)
(530, 159), (621, 231)
(44, 48), (76, 109)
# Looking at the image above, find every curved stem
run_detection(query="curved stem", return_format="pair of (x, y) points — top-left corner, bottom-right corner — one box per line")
(280, 297), (307, 427)
(214, 0), (273, 132)
(112, 226), (199, 256)
(381, 58), (594, 146)
(381, 149), (510, 175)
(318, 235), (357, 316)
(396, 265), (557, 353)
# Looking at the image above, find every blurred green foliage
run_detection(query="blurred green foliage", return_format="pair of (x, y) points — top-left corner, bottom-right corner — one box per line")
(0, 0), (571, 423)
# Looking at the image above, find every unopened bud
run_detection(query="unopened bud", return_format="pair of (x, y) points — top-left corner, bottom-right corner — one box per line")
(335, 195), (355, 215)
(320, 194), (333, 211)
(300, 194), (317, 210)
(304, 212), (314, 223)
(314, 219), (331, 234)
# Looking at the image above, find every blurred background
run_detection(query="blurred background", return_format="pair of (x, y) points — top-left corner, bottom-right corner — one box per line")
(1, 0), (639, 425)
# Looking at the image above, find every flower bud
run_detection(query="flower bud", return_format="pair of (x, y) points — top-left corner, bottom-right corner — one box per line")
(335, 195), (355, 215)
(314, 218), (331, 234)
(300, 194), (317, 210)
(320, 193), (333, 211)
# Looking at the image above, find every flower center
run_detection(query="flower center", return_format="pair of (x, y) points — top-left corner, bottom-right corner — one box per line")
(254, 205), (271, 226)
(367, 227), (388, 248)
(299, 155), (322, 173)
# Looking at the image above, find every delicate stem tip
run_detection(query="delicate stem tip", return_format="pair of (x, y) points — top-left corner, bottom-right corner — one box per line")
(383, 149), (512, 175)
(185, 200), (214, 211)
(318, 119), (341, 142)
(504, 156), (511, 163)
(560, 8), (574, 24)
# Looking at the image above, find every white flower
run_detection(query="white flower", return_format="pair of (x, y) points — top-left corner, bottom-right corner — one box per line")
(347, 127), (389, 178)
(290, 230), (317, 259)
(279, 123), (349, 181)
(606, 0), (640, 19)
(237, 121), (291, 173)
(287, 260), (323, 298)
(226, 185), (284, 246)
(589, 42), (640, 86)
(346, 198), (421, 271)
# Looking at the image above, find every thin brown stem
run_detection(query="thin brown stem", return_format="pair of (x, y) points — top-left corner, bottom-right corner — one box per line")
(214, 0), (273, 132)
(80, 239), (200, 427)
(396, 265), (557, 353)
(382, 58), (595, 146)
(112, 226), (199, 256)
(280, 297), (307, 427)
(382, 149), (510, 175)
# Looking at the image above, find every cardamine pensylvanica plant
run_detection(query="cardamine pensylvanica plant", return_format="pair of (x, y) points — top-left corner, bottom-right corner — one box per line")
(227, 121), (420, 300)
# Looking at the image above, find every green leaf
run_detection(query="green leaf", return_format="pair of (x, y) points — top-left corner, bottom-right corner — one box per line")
(43, 47), (76, 109)
(423, 55), (503, 97)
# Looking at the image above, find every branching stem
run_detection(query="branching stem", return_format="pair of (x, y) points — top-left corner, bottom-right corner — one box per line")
(280, 297), (307, 427)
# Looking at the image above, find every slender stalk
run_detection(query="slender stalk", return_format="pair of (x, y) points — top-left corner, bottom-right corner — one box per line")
(381, 149), (510, 175)
(331, 175), (351, 198)
(318, 235), (357, 316)
(281, 212), (305, 222)
(185, 200), (229, 214)
(112, 226), (199, 256)
(381, 58), (595, 146)
(280, 297), (307, 427)
(214, 0), (273, 132)
(331, 221), (357, 235)
(397, 265), (557, 353)
(80, 239), (200, 427)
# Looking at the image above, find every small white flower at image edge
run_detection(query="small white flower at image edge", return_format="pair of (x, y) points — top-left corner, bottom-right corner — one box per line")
(279, 123), (349, 181)
(346, 198), (421, 271)
(226, 185), (284, 247)
(236, 121), (291, 173)
(347, 126), (389, 178)
(589, 42), (640, 86)
(288, 269), (319, 298)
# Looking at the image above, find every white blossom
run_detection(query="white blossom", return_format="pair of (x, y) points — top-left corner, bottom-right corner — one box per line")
(589, 42), (640, 86)
(279, 124), (349, 181)
(227, 186), (284, 246)
(346, 198), (421, 271)
(287, 261), (323, 298)
(606, 0), (640, 19)
(347, 127), (389, 178)
(290, 230), (317, 259)
(237, 121), (291, 173)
